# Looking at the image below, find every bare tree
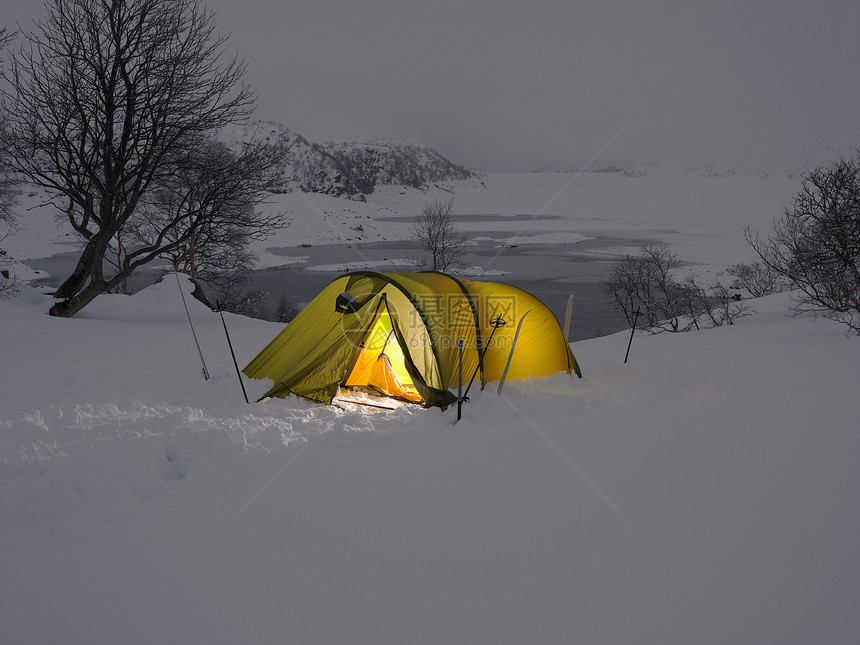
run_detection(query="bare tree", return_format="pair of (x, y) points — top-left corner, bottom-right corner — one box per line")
(0, 27), (21, 298)
(0, 0), (258, 317)
(410, 197), (467, 272)
(746, 156), (860, 333)
(123, 139), (287, 298)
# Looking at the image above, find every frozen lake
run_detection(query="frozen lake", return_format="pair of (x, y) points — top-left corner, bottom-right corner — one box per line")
(28, 226), (655, 342)
(248, 233), (642, 341)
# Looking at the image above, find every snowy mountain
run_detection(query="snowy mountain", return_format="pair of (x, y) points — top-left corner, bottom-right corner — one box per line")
(217, 122), (481, 200)
(321, 138), (477, 194)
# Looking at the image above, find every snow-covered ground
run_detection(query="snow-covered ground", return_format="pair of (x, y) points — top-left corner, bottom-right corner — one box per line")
(2, 170), (859, 644)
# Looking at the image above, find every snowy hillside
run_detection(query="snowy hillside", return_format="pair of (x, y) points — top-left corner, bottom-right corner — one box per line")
(1, 273), (859, 644)
(322, 137), (477, 194)
(216, 121), (481, 199)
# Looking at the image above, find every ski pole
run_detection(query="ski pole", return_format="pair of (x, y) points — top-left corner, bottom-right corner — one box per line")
(220, 309), (250, 404)
(457, 339), (464, 422)
(174, 270), (210, 380)
(624, 307), (641, 364)
(462, 315), (506, 401)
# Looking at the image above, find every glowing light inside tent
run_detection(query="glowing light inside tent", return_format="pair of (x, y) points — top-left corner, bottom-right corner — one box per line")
(343, 305), (422, 403)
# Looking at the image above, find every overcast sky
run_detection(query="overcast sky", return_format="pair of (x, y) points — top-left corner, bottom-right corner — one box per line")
(5, 0), (860, 171)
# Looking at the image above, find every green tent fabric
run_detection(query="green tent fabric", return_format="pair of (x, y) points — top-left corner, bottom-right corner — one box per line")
(243, 271), (581, 408)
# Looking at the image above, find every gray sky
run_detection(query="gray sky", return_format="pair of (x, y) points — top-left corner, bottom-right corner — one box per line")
(5, 0), (860, 171)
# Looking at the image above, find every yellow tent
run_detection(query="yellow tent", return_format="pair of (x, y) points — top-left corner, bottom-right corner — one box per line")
(243, 271), (581, 408)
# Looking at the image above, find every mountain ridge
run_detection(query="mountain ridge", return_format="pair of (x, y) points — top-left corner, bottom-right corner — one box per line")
(216, 121), (482, 200)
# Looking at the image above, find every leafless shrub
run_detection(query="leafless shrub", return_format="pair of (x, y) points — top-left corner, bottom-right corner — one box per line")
(0, 260), (21, 299)
(746, 155), (860, 334)
(604, 244), (753, 332)
(410, 198), (467, 272)
(218, 289), (273, 320)
(275, 294), (300, 323)
(683, 275), (754, 328)
(726, 262), (787, 298)
(218, 289), (299, 323)
(603, 244), (689, 332)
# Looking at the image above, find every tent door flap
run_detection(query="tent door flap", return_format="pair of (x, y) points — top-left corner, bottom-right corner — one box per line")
(342, 301), (422, 403)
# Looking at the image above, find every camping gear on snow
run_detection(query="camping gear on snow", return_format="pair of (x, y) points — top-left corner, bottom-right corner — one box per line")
(243, 271), (581, 408)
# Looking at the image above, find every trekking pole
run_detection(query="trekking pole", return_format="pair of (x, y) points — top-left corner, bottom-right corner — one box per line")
(174, 270), (210, 380)
(623, 307), (641, 364)
(219, 308), (250, 404)
(457, 339), (464, 422)
(497, 310), (531, 395)
(461, 315), (506, 402)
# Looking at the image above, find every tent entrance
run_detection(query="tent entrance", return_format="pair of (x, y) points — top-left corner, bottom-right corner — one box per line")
(342, 302), (423, 403)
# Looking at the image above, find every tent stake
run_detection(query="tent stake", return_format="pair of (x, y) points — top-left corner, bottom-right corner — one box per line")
(220, 309), (249, 404)
(623, 307), (642, 364)
(174, 270), (210, 380)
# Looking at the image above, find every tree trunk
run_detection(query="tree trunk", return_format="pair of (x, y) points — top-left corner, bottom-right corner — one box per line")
(49, 278), (107, 317)
(53, 234), (103, 299)
(49, 231), (112, 317)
